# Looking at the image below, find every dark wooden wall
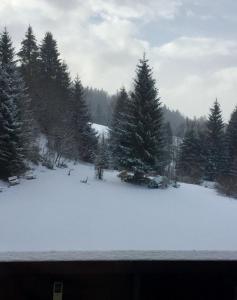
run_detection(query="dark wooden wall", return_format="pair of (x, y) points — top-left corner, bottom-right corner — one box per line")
(0, 260), (237, 299)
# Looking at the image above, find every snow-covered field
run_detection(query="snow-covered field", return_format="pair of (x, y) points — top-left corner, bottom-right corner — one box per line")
(0, 162), (237, 253)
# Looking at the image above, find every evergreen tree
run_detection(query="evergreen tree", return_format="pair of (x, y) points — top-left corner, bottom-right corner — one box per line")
(226, 107), (237, 172)
(18, 25), (39, 78)
(95, 134), (108, 180)
(163, 121), (173, 165)
(205, 100), (225, 181)
(0, 66), (26, 178)
(0, 28), (14, 68)
(0, 29), (27, 178)
(70, 76), (98, 162)
(110, 87), (130, 169)
(218, 107), (237, 197)
(176, 128), (204, 184)
(119, 56), (164, 177)
(163, 121), (173, 178)
(18, 25), (40, 119)
(38, 32), (71, 133)
(0, 29), (37, 175)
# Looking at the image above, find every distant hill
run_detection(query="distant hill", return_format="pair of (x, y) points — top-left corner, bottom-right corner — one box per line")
(84, 87), (203, 137)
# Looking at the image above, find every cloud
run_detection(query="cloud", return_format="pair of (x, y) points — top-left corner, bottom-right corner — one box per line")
(0, 0), (236, 120)
(150, 37), (237, 119)
(89, 0), (182, 21)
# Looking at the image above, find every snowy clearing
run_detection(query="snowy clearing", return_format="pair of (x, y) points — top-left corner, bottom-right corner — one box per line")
(0, 163), (237, 254)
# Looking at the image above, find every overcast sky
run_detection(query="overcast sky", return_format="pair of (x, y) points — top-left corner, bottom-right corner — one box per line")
(0, 0), (237, 119)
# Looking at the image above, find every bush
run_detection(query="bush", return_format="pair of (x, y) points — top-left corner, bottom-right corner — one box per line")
(216, 175), (237, 199)
(118, 171), (169, 189)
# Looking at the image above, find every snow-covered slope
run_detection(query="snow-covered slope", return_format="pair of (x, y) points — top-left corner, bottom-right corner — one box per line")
(91, 123), (109, 137)
(0, 163), (237, 253)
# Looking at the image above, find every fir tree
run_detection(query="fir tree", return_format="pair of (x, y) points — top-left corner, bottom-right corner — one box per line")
(0, 28), (37, 177)
(110, 87), (130, 169)
(218, 107), (237, 197)
(119, 56), (165, 177)
(205, 100), (225, 181)
(176, 128), (204, 184)
(18, 26), (39, 78)
(0, 66), (25, 178)
(18, 26), (40, 119)
(0, 28), (14, 68)
(71, 76), (98, 162)
(226, 107), (237, 171)
(39, 32), (61, 80)
(38, 32), (70, 133)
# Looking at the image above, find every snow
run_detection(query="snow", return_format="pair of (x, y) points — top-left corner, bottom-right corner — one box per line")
(0, 162), (237, 257)
(91, 123), (109, 137)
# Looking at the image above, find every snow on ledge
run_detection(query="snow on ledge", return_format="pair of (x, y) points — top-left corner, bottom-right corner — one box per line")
(1, 251), (237, 262)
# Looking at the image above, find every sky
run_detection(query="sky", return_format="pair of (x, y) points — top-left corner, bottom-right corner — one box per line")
(0, 0), (237, 120)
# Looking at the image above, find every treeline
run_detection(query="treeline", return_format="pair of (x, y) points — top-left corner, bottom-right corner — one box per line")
(177, 100), (237, 197)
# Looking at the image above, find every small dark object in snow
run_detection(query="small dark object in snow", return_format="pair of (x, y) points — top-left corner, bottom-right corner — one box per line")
(172, 181), (180, 188)
(68, 169), (73, 176)
(8, 176), (20, 186)
(80, 177), (88, 184)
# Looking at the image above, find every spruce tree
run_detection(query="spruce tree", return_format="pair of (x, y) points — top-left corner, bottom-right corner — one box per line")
(0, 29), (27, 178)
(0, 28), (14, 68)
(176, 128), (204, 184)
(218, 107), (237, 197)
(38, 32), (70, 133)
(18, 26), (39, 79)
(71, 76), (98, 162)
(110, 87), (130, 169)
(119, 56), (164, 177)
(205, 100), (225, 181)
(0, 29), (37, 175)
(18, 26), (40, 118)
(0, 67), (26, 178)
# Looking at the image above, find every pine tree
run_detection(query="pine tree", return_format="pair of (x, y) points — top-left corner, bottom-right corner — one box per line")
(70, 76), (98, 162)
(205, 100), (225, 181)
(110, 87), (130, 169)
(176, 128), (204, 184)
(119, 56), (164, 177)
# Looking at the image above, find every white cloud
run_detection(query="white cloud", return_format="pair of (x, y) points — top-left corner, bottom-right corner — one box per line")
(0, 0), (236, 120)
(151, 37), (237, 119)
(158, 37), (237, 59)
(89, 0), (182, 21)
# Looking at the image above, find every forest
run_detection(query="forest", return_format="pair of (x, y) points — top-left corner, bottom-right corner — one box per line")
(0, 26), (237, 198)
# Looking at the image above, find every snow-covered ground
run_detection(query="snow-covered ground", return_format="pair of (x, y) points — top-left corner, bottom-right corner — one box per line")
(0, 162), (237, 253)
